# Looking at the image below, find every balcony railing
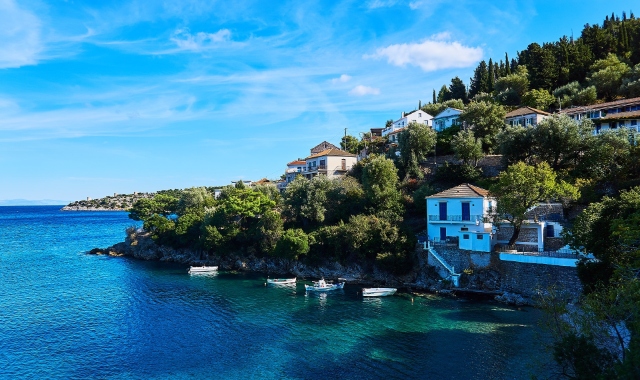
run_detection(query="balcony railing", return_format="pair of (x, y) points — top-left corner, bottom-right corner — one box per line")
(428, 214), (485, 222)
(307, 165), (327, 171)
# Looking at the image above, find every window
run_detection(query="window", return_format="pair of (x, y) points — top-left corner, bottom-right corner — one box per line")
(477, 235), (484, 240)
(546, 225), (555, 238)
(631, 120), (638, 126)
(461, 227), (468, 231)
(463, 234), (469, 240)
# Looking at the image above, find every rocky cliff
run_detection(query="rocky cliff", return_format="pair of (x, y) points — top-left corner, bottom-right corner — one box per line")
(62, 193), (154, 211)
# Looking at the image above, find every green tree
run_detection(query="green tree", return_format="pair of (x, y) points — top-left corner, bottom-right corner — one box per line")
(451, 129), (484, 166)
(397, 121), (437, 179)
(283, 176), (334, 228)
(588, 53), (631, 100)
(459, 101), (507, 153)
(448, 76), (468, 103)
(494, 66), (529, 105)
(469, 60), (489, 98)
(521, 88), (555, 110)
(437, 85), (451, 103)
(620, 63), (640, 97)
(496, 125), (536, 166)
(491, 162), (579, 246)
(340, 135), (360, 154)
(531, 114), (593, 171)
(361, 155), (404, 220)
(273, 228), (310, 260)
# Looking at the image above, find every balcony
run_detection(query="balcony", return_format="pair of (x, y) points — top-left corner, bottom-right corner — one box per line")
(428, 214), (485, 223)
(307, 165), (327, 172)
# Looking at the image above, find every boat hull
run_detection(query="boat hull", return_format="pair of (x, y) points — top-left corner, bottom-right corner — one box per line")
(188, 266), (218, 273)
(267, 278), (297, 285)
(305, 282), (345, 291)
(362, 288), (397, 297)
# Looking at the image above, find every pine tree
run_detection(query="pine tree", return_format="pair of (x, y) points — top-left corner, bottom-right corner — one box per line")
(469, 60), (489, 99)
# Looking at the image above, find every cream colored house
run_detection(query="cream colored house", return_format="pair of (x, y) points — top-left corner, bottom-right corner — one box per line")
(505, 106), (550, 127)
(304, 148), (357, 179)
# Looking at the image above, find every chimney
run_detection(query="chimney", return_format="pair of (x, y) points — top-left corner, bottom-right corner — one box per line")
(401, 111), (405, 118)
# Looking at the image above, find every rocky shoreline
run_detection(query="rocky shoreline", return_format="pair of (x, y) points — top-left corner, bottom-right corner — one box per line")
(91, 229), (538, 306)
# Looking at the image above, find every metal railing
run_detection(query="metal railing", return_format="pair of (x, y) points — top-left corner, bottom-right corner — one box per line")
(428, 214), (484, 222)
(498, 246), (580, 259)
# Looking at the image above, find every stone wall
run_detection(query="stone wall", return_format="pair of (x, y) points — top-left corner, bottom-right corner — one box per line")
(496, 226), (539, 243)
(499, 260), (582, 299)
(428, 245), (582, 299)
(545, 237), (566, 251)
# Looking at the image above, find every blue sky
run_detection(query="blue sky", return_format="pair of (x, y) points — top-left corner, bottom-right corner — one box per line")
(0, 0), (635, 202)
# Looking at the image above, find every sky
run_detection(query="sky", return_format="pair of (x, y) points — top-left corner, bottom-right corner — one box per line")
(0, 0), (636, 202)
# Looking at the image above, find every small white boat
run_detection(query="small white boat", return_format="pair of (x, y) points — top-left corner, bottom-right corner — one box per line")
(188, 266), (218, 274)
(267, 278), (297, 285)
(304, 278), (345, 292)
(362, 288), (397, 297)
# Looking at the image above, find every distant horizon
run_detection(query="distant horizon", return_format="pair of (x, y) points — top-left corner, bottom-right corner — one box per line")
(1, 1), (636, 200)
(0, 199), (71, 206)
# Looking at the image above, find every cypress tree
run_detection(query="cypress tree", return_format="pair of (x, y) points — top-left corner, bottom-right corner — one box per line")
(505, 52), (511, 75)
(487, 58), (495, 93)
(432, 89), (436, 104)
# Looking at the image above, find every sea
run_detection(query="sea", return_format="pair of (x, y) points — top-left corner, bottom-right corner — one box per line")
(0, 206), (558, 379)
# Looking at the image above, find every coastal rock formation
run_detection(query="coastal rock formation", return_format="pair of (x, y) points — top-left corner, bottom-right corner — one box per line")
(91, 229), (438, 288)
(61, 192), (154, 211)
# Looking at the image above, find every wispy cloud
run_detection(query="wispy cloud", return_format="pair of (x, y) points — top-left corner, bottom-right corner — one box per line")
(365, 34), (483, 72)
(331, 74), (352, 84)
(367, 0), (399, 9)
(170, 28), (232, 52)
(349, 85), (380, 96)
(0, 0), (42, 68)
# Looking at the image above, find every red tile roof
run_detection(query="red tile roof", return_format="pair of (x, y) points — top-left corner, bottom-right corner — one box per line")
(505, 106), (550, 118)
(427, 183), (490, 198)
(558, 96), (640, 115)
(287, 160), (306, 166)
(305, 148), (356, 159)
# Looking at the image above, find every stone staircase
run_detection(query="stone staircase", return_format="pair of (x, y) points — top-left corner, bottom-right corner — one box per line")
(424, 242), (461, 286)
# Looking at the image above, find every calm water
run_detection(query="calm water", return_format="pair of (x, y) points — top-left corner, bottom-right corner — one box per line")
(0, 206), (556, 379)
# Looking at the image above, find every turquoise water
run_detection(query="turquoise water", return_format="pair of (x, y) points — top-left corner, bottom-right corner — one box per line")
(0, 206), (555, 379)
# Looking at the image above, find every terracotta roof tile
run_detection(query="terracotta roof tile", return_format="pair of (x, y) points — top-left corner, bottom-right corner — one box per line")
(599, 109), (640, 121)
(305, 148), (356, 159)
(505, 106), (551, 118)
(287, 160), (306, 166)
(427, 183), (491, 199)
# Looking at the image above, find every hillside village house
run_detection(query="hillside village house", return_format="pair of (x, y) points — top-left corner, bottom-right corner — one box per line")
(304, 148), (357, 180)
(427, 183), (567, 253)
(505, 106), (550, 127)
(432, 107), (463, 132)
(382, 110), (433, 137)
(283, 160), (307, 185)
(426, 184), (495, 252)
(558, 96), (640, 134)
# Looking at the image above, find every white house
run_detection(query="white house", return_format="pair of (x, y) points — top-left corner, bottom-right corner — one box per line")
(426, 183), (495, 252)
(432, 107), (463, 132)
(427, 184), (568, 253)
(382, 110), (433, 137)
(505, 106), (550, 127)
(558, 96), (640, 135)
(284, 160), (307, 184)
(304, 148), (357, 180)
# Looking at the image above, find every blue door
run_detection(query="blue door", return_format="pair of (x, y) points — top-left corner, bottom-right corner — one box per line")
(439, 202), (447, 221)
(462, 202), (470, 221)
(440, 227), (447, 241)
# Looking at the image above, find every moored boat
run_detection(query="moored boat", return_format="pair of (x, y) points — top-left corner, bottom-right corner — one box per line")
(266, 277), (297, 285)
(362, 288), (397, 297)
(188, 266), (218, 274)
(304, 278), (344, 292)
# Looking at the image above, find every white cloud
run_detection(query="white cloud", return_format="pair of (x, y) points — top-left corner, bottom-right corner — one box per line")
(331, 74), (352, 84)
(365, 35), (483, 72)
(0, 0), (42, 68)
(170, 28), (232, 52)
(349, 85), (380, 96)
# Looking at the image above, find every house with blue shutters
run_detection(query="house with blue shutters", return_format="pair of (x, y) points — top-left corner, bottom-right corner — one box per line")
(426, 183), (495, 252)
(426, 183), (568, 253)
